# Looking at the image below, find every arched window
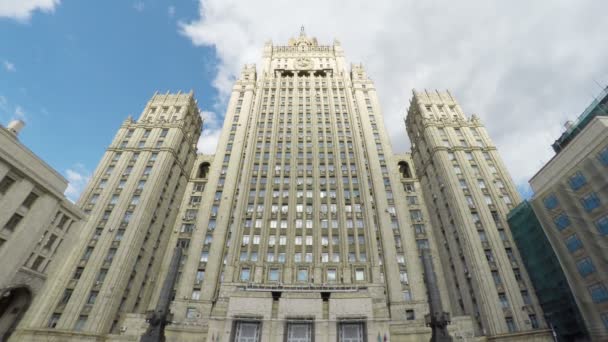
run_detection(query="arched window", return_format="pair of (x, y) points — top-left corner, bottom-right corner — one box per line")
(197, 162), (210, 179)
(0, 287), (32, 340)
(398, 161), (412, 178)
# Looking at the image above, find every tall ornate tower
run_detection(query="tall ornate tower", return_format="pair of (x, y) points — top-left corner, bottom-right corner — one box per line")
(151, 31), (448, 341)
(12, 92), (202, 339)
(406, 90), (547, 337)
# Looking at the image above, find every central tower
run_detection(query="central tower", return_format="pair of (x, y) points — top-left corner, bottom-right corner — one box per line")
(159, 31), (445, 341)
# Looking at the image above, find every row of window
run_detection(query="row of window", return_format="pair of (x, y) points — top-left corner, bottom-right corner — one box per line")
(237, 251), (368, 264)
(224, 320), (364, 342)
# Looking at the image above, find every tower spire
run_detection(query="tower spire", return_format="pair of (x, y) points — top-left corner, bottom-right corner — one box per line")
(300, 25), (305, 37)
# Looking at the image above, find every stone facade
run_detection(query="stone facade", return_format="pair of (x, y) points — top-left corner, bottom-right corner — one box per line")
(530, 116), (608, 341)
(0, 121), (83, 341)
(406, 90), (551, 339)
(11, 33), (553, 342)
(11, 92), (202, 340)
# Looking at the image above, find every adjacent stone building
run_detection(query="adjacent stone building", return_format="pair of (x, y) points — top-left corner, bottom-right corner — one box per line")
(529, 87), (608, 341)
(507, 201), (588, 341)
(0, 120), (83, 341)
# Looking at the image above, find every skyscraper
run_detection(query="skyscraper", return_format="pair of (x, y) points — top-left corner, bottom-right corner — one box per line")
(13, 31), (553, 342)
(12, 92), (202, 339)
(406, 90), (547, 337)
(153, 29), (450, 342)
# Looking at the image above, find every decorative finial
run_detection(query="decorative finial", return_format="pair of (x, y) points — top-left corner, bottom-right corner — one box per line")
(300, 25), (305, 36)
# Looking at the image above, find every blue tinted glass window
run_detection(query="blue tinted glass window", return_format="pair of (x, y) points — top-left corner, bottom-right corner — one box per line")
(596, 216), (608, 235)
(554, 213), (571, 230)
(601, 313), (608, 330)
(565, 234), (583, 253)
(568, 171), (587, 191)
(577, 257), (596, 277)
(581, 192), (601, 212)
(599, 146), (608, 166)
(589, 284), (608, 303)
(543, 194), (559, 210)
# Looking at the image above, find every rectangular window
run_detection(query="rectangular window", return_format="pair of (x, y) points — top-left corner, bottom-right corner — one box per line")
(241, 267), (251, 281)
(0, 176), (15, 194)
(565, 234), (583, 253)
(186, 307), (198, 319)
(598, 145), (608, 166)
(297, 269), (308, 282)
(338, 322), (365, 342)
(22, 192), (38, 208)
(327, 268), (337, 282)
(234, 321), (261, 342)
(581, 192), (601, 212)
(505, 317), (516, 332)
(602, 312), (608, 330)
(409, 210), (422, 221)
(3, 213), (23, 232)
(31, 256), (45, 271)
(499, 293), (509, 308)
(286, 322), (312, 342)
(596, 215), (608, 235)
(589, 283), (608, 303)
(87, 291), (98, 305)
(568, 171), (587, 190)
(577, 257), (595, 277)
(521, 290), (531, 305)
(268, 268), (279, 282)
(543, 194), (559, 210)
(554, 213), (571, 230)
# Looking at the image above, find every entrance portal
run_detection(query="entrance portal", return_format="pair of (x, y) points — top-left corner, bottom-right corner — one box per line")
(0, 287), (32, 342)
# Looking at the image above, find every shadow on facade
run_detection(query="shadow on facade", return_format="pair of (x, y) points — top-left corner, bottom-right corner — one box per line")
(0, 287), (32, 342)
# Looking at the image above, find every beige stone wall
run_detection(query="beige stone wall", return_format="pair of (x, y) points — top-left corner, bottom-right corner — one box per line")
(0, 125), (83, 341)
(406, 90), (548, 338)
(530, 117), (608, 341)
(12, 92), (202, 340)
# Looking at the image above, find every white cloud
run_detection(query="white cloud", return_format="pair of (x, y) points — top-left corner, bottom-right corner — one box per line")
(133, 1), (145, 12)
(0, 0), (60, 21)
(0, 95), (7, 121)
(64, 163), (91, 202)
(200, 110), (220, 127)
(180, 0), (608, 194)
(168, 5), (175, 18)
(14, 105), (25, 120)
(3, 60), (15, 72)
(197, 128), (221, 155)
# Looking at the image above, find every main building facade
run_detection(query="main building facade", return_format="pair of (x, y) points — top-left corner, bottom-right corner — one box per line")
(11, 31), (551, 342)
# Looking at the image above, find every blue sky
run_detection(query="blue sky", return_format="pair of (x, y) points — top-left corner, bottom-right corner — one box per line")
(0, 1), (221, 199)
(2, 1), (608, 202)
